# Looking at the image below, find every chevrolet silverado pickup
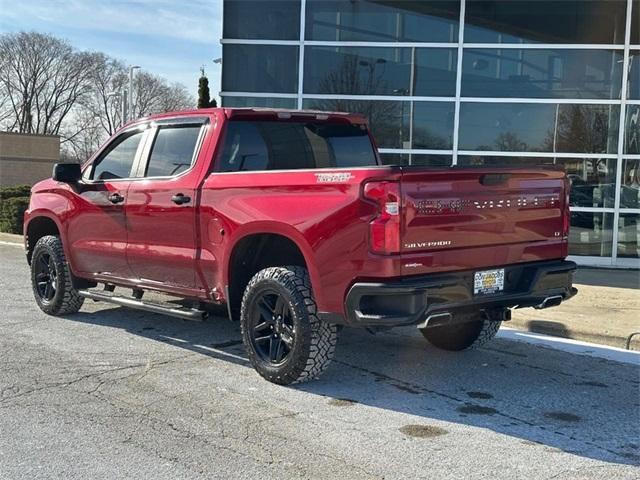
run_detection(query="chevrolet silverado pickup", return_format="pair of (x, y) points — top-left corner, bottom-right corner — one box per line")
(24, 108), (577, 384)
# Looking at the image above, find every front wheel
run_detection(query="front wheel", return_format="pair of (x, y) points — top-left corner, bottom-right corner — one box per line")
(421, 312), (501, 351)
(30, 235), (84, 315)
(240, 266), (337, 385)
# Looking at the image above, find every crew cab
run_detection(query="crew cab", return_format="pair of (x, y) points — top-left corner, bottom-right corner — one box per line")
(24, 108), (577, 384)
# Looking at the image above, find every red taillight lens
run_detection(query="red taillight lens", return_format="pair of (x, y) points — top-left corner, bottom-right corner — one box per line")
(363, 181), (401, 254)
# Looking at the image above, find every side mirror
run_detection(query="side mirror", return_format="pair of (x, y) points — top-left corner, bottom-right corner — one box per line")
(52, 163), (82, 183)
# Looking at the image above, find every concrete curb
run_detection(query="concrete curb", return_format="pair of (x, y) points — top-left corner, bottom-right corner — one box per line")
(507, 319), (639, 351)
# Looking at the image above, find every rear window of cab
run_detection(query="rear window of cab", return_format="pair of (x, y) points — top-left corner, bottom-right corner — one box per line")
(215, 120), (378, 172)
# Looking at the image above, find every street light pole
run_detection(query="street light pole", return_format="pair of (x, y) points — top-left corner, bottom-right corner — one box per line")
(212, 58), (223, 107)
(122, 89), (128, 126)
(128, 65), (140, 121)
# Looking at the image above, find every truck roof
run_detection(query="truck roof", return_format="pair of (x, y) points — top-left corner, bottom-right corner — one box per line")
(134, 107), (368, 125)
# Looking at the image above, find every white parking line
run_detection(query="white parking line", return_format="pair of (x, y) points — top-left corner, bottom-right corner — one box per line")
(498, 327), (640, 366)
(0, 241), (22, 248)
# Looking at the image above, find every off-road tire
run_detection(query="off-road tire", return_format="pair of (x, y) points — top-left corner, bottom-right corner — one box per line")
(240, 266), (338, 385)
(421, 313), (501, 351)
(31, 235), (84, 315)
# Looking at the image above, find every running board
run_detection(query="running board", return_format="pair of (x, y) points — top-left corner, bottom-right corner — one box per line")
(78, 290), (207, 321)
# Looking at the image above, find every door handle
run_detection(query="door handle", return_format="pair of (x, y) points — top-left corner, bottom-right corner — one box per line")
(171, 193), (191, 205)
(108, 192), (125, 204)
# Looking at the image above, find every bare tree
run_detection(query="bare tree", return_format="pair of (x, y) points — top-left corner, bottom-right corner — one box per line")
(543, 105), (613, 154)
(83, 53), (128, 137)
(59, 108), (104, 163)
(0, 86), (13, 129)
(133, 72), (193, 117)
(157, 82), (194, 113)
(0, 32), (93, 135)
(1, 31), (196, 162)
(495, 132), (528, 151)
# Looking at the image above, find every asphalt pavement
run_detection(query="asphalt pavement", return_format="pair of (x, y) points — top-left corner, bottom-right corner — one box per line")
(1, 243), (639, 479)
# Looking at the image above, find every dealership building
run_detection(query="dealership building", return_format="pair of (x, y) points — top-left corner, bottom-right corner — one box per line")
(220, 0), (640, 268)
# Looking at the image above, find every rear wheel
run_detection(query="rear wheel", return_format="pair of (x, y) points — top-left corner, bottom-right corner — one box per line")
(240, 266), (337, 385)
(31, 235), (84, 315)
(421, 312), (501, 351)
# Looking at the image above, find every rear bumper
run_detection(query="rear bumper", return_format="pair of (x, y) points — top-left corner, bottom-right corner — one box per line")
(328, 260), (577, 327)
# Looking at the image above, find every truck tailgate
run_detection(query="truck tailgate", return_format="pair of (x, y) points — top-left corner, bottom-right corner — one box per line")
(400, 167), (567, 275)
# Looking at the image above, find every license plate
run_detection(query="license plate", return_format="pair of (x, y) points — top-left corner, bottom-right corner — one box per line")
(474, 269), (505, 295)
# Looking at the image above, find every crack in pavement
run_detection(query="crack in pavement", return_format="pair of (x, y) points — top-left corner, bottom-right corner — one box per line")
(0, 353), (197, 405)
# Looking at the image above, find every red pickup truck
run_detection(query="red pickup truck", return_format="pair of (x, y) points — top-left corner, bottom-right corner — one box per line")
(24, 108), (577, 384)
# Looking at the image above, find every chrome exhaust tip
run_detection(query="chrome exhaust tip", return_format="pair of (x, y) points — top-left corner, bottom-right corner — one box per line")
(534, 295), (563, 310)
(416, 312), (452, 329)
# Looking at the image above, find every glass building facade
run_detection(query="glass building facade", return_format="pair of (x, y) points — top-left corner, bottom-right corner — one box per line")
(220, 0), (640, 268)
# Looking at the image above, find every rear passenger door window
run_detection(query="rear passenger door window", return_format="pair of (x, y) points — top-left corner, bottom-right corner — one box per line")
(90, 131), (145, 180)
(145, 126), (202, 177)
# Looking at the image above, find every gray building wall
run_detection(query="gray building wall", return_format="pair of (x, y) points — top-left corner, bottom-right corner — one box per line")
(0, 132), (60, 188)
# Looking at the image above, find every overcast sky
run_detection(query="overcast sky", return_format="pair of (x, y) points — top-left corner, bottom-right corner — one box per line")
(0, 0), (223, 97)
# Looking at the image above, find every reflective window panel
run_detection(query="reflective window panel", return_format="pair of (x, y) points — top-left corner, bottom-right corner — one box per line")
(302, 99), (454, 149)
(303, 46), (457, 97)
(625, 104), (640, 154)
(618, 213), (640, 259)
(633, 1), (640, 45)
(621, 158), (640, 209)
(464, 0), (628, 44)
(462, 49), (623, 99)
(458, 103), (620, 153)
(223, 0), (300, 40)
(412, 102), (455, 149)
(566, 158), (618, 208)
(305, 0), (460, 43)
(569, 212), (614, 257)
(222, 45), (299, 93)
(379, 154), (452, 167)
(629, 51), (640, 100)
(91, 132), (144, 180)
(457, 155), (556, 166)
(145, 126), (201, 177)
(221, 96), (298, 109)
(458, 155), (617, 208)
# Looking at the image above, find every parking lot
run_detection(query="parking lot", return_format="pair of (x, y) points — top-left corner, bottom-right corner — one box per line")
(1, 243), (639, 479)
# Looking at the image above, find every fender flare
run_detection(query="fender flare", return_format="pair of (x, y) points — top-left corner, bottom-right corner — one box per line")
(223, 221), (324, 305)
(24, 209), (71, 267)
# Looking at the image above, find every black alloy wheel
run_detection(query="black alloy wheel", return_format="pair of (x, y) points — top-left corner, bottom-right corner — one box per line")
(248, 290), (296, 365)
(34, 251), (58, 303)
(240, 266), (338, 385)
(30, 235), (84, 315)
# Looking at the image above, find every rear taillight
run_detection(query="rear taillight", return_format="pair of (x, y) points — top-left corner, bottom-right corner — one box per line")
(363, 181), (401, 254)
